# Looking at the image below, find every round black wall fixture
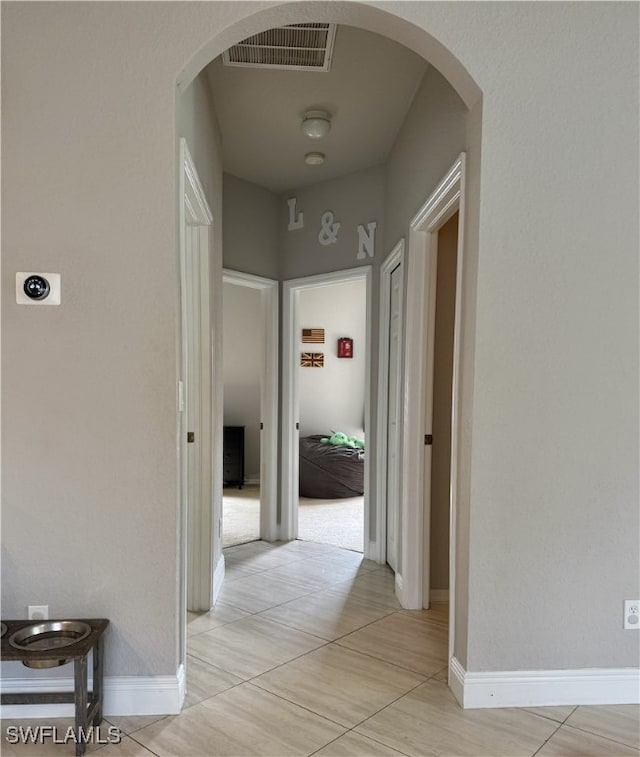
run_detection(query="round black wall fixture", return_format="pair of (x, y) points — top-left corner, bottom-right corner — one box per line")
(23, 275), (50, 301)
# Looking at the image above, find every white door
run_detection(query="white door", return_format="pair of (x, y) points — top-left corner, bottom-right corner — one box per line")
(184, 225), (202, 611)
(386, 262), (403, 571)
(179, 139), (213, 625)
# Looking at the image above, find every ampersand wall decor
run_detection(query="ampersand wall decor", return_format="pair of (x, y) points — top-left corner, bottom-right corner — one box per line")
(318, 211), (341, 246)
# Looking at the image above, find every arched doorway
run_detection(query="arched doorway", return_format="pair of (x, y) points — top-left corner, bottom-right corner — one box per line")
(176, 0), (482, 698)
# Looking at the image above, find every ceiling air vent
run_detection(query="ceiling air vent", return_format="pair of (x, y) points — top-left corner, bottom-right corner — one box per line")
(222, 24), (337, 72)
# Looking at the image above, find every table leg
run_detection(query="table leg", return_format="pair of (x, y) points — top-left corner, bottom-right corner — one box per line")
(92, 636), (104, 725)
(74, 655), (88, 757)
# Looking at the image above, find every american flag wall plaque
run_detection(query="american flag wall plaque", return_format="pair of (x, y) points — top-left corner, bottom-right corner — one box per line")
(302, 328), (325, 344)
(300, 352), (324, 368)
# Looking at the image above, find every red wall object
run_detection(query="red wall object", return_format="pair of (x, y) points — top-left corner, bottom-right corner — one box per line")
(337, 337), (353, 358)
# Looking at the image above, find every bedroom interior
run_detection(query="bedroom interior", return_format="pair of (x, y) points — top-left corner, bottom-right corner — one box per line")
(297, 278), (367, 552)
(221, 280), (262, 547)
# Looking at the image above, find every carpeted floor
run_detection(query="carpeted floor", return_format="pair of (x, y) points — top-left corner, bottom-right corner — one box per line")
(298, 495), (364, 552)
(223, 485), (364, 552)
(223, 485), (260, 548)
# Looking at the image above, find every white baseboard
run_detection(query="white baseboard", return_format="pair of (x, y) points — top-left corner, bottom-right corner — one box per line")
(213, 552), (225, 604)
(244, 477), (260, 486)
(449, 656), (640, 709)
(394, 572), (404, 605)
(364, 540), (379, 562)
(0, 664), (185, 719)
(430, 589), (449, 602)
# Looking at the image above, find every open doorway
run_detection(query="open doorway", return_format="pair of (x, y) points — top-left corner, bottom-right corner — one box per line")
(222, 270), (279, 548)
(180, 9), (474, 705)
(222, 280), (261, 546)
(297, 277), (367, 552)
(428, 212), (458, 605)
(282, 267), (372, 554)
(399, 155), (466, 690)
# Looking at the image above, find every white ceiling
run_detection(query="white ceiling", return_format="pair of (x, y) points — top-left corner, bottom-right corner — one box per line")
(205, 25), (427, 194)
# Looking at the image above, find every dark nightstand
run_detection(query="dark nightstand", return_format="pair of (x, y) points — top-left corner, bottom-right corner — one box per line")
(223, 426), (245, 489)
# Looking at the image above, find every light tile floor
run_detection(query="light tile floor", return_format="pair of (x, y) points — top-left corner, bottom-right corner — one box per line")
(2, 540), (639, 756)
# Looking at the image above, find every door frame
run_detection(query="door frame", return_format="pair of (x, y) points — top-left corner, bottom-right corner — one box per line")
(222, 269), (279, 541)
(400, 154), (466, 666)
(179, 138), (213, 656)
(376, 240), (405, 566)
(282, 266), (373, 554)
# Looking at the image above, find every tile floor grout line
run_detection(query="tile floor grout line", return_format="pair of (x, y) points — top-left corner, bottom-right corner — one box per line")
(182, 676), (254, 711)
(184, 651), (250, 687)
(322, 631), (440, 686)
(125, 729), (163, 757)
(335, 676), (436, 756)
(563, 704), (579, 723)
(243, 638), (334, 682)
(253, 603), (397, 644)
(305, 723), (413, 757)
(188, 633), (334, 687)
(257, 661), (433, 753)
(216, 578), (369, 619)
(556, 721), (640, 751)
(244, 680), (351, 732)
(530, 719), (565, 757)
(323, 609), (404, 644)
(519, 703), (578, 725)
(331, 634), (445, 679)
(184, 648), (240, 677)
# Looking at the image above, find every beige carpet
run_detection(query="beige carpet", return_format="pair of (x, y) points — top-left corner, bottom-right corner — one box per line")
(223, 486), (364, 552)
(223, 485), (260, 548)
(298, 495), (364, 553)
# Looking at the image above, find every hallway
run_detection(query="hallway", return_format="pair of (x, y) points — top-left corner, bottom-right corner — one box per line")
(1, 540), (638, 754)
(110, 541), (637, 755)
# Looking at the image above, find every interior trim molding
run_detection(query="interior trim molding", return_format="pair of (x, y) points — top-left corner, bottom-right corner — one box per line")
(213, 552), (225, 604)
(0, 664), (186, 719)
(222, 268), (279, 542)
(449, 656), (640, 709)
(376, 239), (405, 568)
(394, 571), (405, 606)
(430, 589), (450, 602)
(401, 151), (466, 691)
(282, 266), (373, 554)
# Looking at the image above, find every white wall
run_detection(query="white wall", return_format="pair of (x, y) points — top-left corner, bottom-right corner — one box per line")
(223, 174), (280, 279)
(223, 282), (262, 481)
(2, 1), (637, 692)
(298, 280), (366, 438)
(280, 165), (385, 281)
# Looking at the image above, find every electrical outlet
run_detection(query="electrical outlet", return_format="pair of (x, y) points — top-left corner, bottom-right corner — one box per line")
(28, 605), (48, 621)
(624, 600), (639, 630)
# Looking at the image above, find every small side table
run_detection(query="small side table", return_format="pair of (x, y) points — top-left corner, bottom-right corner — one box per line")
(1, 618), (109, 757)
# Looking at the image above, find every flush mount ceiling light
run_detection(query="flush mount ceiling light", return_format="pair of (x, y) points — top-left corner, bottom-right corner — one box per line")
(301, 110), (332, 139)
(305, 152), (325, 166)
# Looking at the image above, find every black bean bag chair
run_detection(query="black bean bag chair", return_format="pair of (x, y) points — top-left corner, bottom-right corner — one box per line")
(299, 435), (364, 499)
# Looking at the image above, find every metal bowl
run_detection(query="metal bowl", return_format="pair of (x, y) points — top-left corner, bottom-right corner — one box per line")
(0, 622), (6, 638)
(9, 620), (91, 668)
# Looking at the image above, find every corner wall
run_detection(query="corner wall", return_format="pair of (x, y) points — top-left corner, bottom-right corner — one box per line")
(223, 174), (279, 279)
